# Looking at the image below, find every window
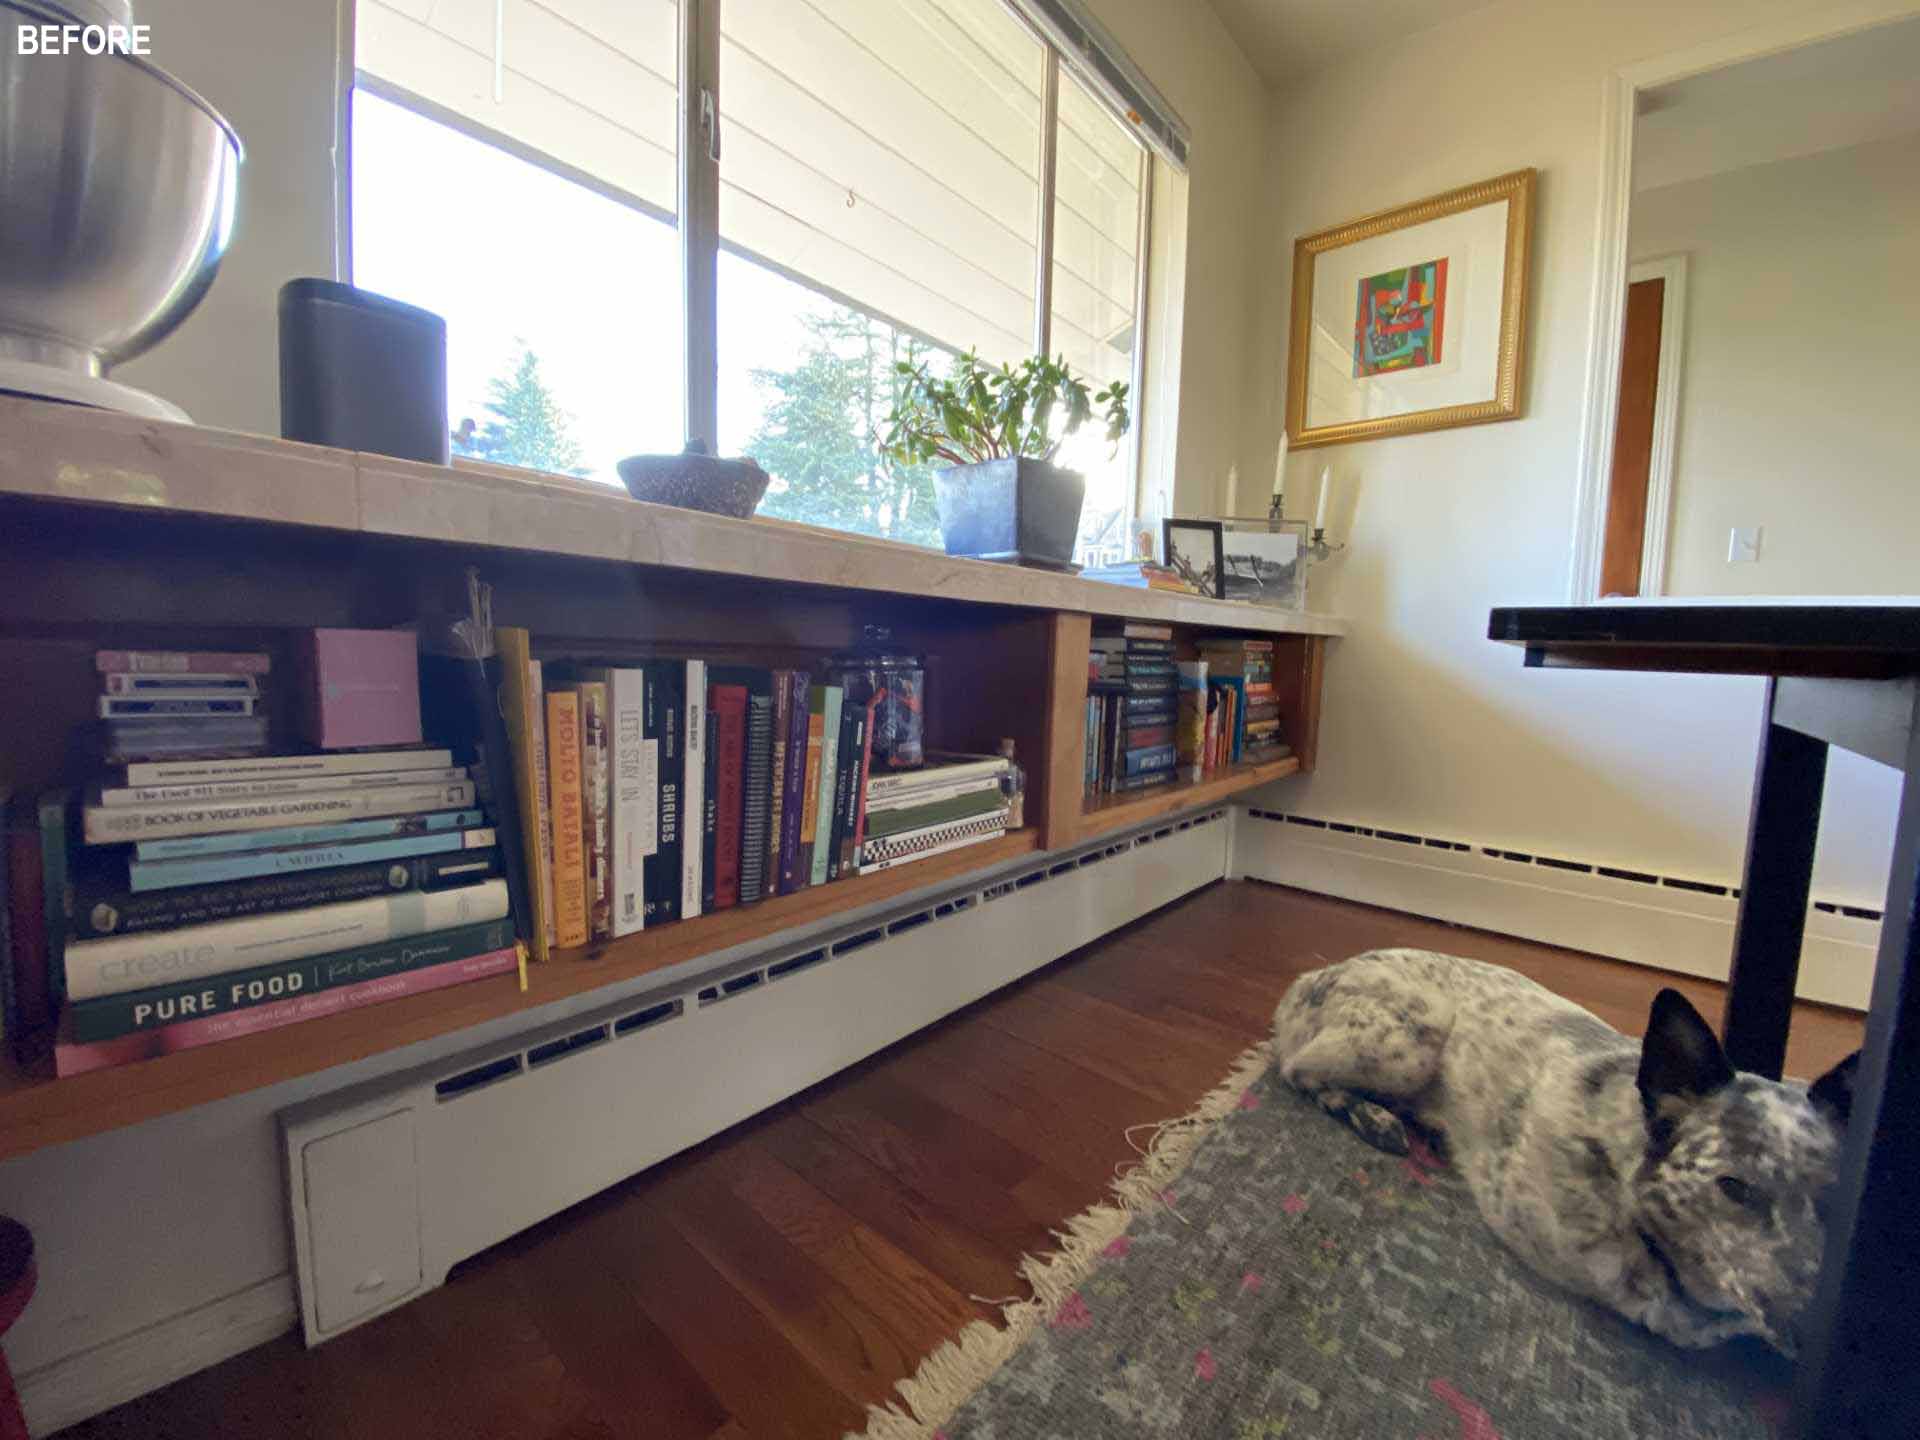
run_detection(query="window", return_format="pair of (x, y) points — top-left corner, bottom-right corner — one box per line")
(350, 0), (1171, 560)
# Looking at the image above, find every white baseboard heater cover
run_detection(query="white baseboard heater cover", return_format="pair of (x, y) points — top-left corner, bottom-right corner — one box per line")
(281, 813), (1229, 1344)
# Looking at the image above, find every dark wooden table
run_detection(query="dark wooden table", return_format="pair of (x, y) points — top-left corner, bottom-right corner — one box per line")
(1491, 603), (1920, 1440)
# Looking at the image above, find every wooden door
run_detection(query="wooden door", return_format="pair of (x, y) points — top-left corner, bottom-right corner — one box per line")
(1600, 277), (1665, 597)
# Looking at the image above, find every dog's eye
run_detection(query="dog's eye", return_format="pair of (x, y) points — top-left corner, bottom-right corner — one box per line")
(1717, 1176), (1771, 1215)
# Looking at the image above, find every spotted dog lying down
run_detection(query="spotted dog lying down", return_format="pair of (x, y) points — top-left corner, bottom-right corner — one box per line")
(1272, 949), (1859, 1354)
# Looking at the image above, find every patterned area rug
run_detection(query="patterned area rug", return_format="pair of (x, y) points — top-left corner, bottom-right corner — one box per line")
(854, 1047), (1790, 1440)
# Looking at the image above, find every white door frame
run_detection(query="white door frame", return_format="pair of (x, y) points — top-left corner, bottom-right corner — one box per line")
(1565, 0), (1920, 603)
(1623, 253), (1687, 597)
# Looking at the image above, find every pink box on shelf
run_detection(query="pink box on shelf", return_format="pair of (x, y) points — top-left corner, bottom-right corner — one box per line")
(296, 628), (423, 750)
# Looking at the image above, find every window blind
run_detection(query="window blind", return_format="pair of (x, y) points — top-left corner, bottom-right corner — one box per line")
(355, 0), (680, 222)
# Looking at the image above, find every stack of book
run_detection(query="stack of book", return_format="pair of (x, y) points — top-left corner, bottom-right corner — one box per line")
(857, 754), (1012, 873)
(1079, 560), (1202, 594)
(46, 720), (509, 1075)
(495, 638), (1024, 960)
(95, 648), (271, 764)
(1196, 636), (1291, 767)
(1084, 623), (1178, 797)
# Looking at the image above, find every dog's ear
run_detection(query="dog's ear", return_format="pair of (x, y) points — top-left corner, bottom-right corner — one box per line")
(1809, 1049), (1862, 1128)
(1638, 989), (1734, 1125)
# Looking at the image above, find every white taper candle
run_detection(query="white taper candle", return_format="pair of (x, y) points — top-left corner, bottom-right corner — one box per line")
(1314, 467), (1331, 533)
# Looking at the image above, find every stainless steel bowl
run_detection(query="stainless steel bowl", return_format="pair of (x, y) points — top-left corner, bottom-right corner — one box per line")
(0, 0), (242, 379)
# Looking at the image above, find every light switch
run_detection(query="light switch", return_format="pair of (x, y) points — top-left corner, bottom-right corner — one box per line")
(1728, 526), (1763, 564)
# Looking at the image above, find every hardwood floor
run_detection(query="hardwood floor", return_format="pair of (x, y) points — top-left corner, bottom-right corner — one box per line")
(63, 881), (1863, 1440)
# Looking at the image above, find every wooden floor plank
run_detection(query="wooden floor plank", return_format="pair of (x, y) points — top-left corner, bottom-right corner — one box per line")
(62, 879), (1865, 1439)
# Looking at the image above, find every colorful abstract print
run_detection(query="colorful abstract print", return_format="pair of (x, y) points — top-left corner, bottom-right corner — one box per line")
(1353, 258), (1448, 378)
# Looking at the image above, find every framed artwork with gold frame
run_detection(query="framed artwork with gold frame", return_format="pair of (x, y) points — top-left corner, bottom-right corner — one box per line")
(1284, 168), (1535, 449)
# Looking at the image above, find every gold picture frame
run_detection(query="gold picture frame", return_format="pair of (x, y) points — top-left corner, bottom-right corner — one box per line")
(1284, 168), (1535, 449)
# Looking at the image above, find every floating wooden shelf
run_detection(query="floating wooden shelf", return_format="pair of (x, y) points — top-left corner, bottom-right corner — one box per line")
(1078, 756), (1302, 839)
(0, 830), (1040, 1161)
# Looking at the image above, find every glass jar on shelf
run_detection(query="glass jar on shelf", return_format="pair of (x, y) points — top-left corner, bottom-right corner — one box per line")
(826, 626), (925, 771)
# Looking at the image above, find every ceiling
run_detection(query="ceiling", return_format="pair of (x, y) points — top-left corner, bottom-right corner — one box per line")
(1207, 0), (1497, 88)
(1633, 16), (1920, 190)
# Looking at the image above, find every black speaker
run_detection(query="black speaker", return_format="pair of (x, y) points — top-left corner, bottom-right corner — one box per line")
(278, 279), (449, 464)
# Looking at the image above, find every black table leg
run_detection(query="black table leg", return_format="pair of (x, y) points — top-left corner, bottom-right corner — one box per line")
(1724, 680), (1828, 1079)
(1788, 721), (1920, 1440)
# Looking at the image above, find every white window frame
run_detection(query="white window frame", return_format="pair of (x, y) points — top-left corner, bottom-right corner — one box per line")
(335, 0), (1170, 534)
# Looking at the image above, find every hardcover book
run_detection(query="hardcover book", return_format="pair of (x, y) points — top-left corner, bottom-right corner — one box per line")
(589, 668), (648, 939)
(778, 667), (808, 885)
(497, 628), (552, 962)
(577, 680), (612, 940)
(809, 685), (842, 888)
(82, 779), (478, 845)
(98, 696), (256, 719)
(73, 847), (497, 938)
(710, 683), (747, 909)
(682, 659), (707, 920)
(794, 684), (827, 891)
(701, 699), (719, 914)
(856, 811), (1008, 873)
(766, 671), (791, 896)
(95, 766), (468, 809)
(63, 877), (510, 1001)
(528, 659), (556, 951)
(825, 698), (861, 882)
(861, 788), (1007, 840)
(545, 689), (588, 948)
(723, 669), (774, 906)
(96, 650), (271, 676)
(54, 945), (519, 1076)
(103, 673), (258, 695)
(116, 747), (454, 787)
(67, 917), (513, 1042)
(134, 808), (483, 861)
(642, 662), (684, 925)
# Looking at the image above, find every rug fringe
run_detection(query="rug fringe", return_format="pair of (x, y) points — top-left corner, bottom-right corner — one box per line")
(846, 1039), (1275, 1440)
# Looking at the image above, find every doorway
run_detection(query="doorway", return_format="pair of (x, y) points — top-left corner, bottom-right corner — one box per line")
(1599, 257), (1685, 597)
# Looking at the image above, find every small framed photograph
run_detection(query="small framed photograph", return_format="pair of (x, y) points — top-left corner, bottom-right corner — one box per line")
(1285, 168), (1535, 448)
(1161, 519), (1224, 599)
(1221, 520), (1307, 608)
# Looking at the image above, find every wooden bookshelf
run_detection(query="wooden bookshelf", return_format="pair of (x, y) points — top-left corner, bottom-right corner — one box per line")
(0, 397), (1340, 1162)
(1079, 756), (1302, 840)
(0, 829), (1041, 1159)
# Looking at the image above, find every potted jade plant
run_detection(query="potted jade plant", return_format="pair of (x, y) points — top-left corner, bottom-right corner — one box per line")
(882, 351), (1129, 569)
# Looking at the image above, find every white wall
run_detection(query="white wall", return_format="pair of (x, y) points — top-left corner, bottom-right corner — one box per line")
(1242, 0), (1913, 917)
(1077, 0), (1272, 519)
(111, 0), (341, 434)
(1630, 131), (1920, 597)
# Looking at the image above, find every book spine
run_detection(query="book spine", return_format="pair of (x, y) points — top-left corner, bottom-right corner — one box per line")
(861, 792), (1007, 841)
(834, 707), (866, 878)
(83, 780), (478, 845)
(103, 673), (258, 695)
(606, 669), (647, 939)
(1121, 744), (1176, 776)
(97, 767), (467, 808)
(68, 918), (513, 1042)
(55, 947), (520, 1076)
(98, 696), (256, 718)
(577, 681), (612, 940)
(864, 776), (1005, 814)
(64, 878), (510, 1001)
(701, 699), (718, 913)
(76, 848), (496, 938)
(497, 629), (548, 963)
(119, 748), (455, 787)
(682, 659), (706, 920)
(777, 672), (810, 895)
(856, 816), (1008, 873)
(134, 808), (482, 861)
(865, 759), (1008, 800)
(1111, 770), (1173, 792)
(738, 690), (773, 905)
(796, 685), (827, 890)
(849, 695), (878, 862)
(825, 699), (856, 882)
(712, 686), (746, 909)
(642, 662), (683, 925)
(809, 686), (841, 887)
(765, 672), (790, 898)
(546, 690), (588, 948)
(96, 650), (271, 676)
(528, 660), (556, 953)
(6, 804), (51, 1039)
